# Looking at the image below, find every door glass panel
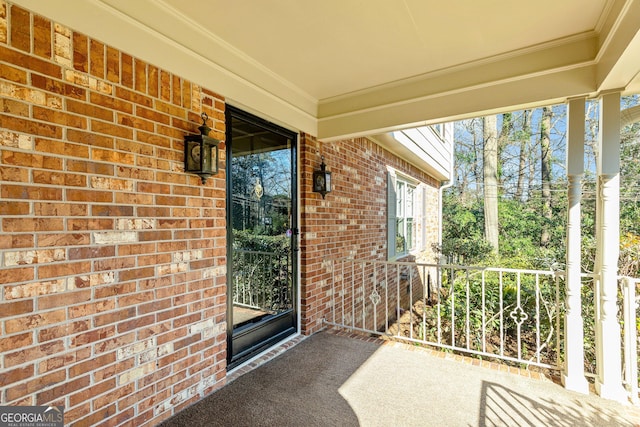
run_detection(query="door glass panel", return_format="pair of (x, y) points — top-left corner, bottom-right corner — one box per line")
(230, 119), (293, 329)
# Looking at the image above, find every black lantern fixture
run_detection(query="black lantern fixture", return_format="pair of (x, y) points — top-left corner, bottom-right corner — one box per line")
(184, 112), (219, 184)
(312, 155), (332, 198)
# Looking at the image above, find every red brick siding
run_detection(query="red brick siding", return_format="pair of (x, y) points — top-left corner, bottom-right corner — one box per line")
(299, 135), (440, 334)
(0, 2), (227, 425)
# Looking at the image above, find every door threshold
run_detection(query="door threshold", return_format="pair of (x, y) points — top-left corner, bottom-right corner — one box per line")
(227, 332), (305, 382)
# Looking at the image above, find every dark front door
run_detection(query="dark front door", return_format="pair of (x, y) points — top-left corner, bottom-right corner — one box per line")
(226, 106), (297, 368)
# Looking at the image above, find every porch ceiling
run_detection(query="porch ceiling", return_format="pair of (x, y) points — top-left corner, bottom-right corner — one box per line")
(14, 0), (640, 139)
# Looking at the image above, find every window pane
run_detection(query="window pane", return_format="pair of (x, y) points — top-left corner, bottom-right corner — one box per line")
(396, 181), (404, 217)
(396, 218), (405, 253)
(407, 185), (414, 217)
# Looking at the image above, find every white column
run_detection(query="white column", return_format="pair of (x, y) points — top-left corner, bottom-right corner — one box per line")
(594, 91), (626, 401)
(563, 97), (589, 394)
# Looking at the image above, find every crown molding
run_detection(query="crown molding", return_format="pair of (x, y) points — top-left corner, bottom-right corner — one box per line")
(11, 0), (318, 136)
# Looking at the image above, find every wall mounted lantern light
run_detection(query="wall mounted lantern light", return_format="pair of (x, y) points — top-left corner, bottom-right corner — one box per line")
(312, 155), (332, 198)
(184, 112), (219, 184)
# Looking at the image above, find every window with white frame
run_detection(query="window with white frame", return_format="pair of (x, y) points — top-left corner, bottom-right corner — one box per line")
(387, 171), (424, 259)
(395, 179), (415, 254)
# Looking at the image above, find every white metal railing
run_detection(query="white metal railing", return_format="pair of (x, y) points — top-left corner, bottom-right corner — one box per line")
(232, 249), (292, 312)
(586, 275), (639, 403)
(325, 258), (563, 370)
(620, 276), (639, 404)
(324, 258), (640, 401)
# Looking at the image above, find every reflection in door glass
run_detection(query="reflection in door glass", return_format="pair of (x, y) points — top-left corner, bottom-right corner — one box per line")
(230, 135), (293, 328)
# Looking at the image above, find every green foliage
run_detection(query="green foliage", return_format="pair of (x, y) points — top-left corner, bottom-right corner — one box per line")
(232, 231), (292, 312)
(440, 192), (566, 270)
(233, 230), (290, 254)
(497, 199), (541, 261)
(619, 233), (640, 277)
(416, 267), (559, 365)
(448, 98), (640, 276)
(431, 97), (640, 370)
(440, 192), (493, 264)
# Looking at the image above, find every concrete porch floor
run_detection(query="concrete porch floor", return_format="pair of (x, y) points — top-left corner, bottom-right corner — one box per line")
(161, 329), (640, 426)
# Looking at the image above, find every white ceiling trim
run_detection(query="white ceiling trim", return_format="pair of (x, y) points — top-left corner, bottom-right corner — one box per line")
(621, 104), (640, 126)
(12, 0), (318, 135)
(100, 0), (318, 111)
(595, 0), (620, 34)
(317, 2), (640, 139)
(595, 0), (632, 54)
(9, 0), (640, 142)
(321, 63), (598, 122)
(595, 1), (640, 90)
(319, 32), (598, 109)
(318, 67), (596, 140)
(318, 35), (598, 121)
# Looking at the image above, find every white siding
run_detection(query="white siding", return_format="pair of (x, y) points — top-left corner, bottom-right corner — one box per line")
(391, 123), (453, 181)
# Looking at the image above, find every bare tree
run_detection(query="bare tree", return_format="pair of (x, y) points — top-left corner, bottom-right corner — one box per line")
(454, 118), (484, 203)
(515, 110), (532, 200)
(540, 107), (553, 246)
(497, 113), (513, 187)
(483, 115), (499, 253)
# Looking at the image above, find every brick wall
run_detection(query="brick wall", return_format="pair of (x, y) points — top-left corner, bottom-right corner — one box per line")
(0, 2), (227, 425)
(299, 135), (440, 334)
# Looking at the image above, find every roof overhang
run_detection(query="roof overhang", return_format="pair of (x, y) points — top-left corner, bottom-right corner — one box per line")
(11, 0), (640, 140)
